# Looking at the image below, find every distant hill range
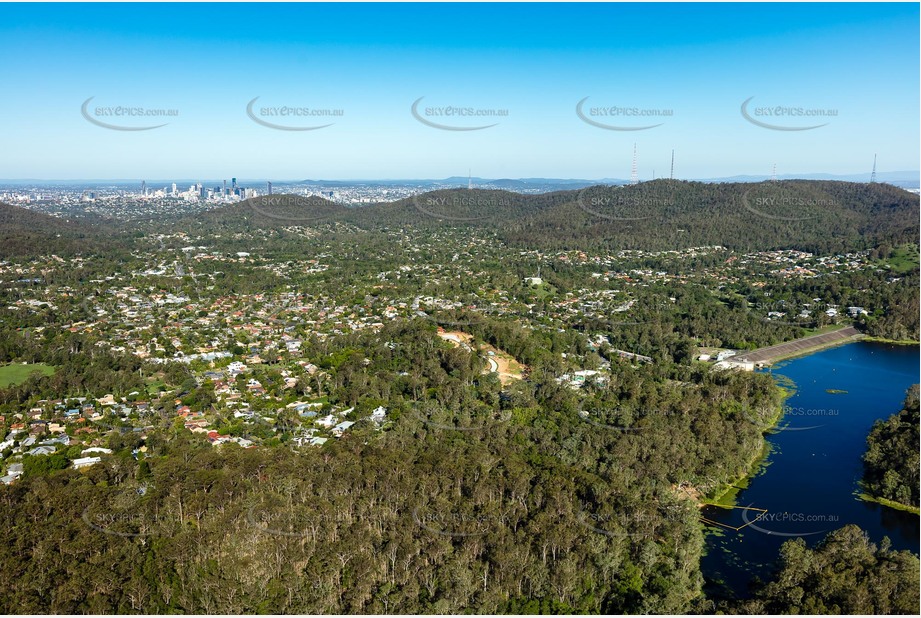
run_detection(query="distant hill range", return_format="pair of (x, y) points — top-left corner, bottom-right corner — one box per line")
(295, 172), (920, 191)
(6, 172), (917, 189)
(694, 171), (919, 187)
(189, 180), (919, 254)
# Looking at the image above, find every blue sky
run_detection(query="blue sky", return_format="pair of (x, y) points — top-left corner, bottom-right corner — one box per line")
(1, 2), (917, 180)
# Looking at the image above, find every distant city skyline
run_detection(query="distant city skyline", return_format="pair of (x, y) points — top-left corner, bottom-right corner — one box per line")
(1, 3), (918, 179)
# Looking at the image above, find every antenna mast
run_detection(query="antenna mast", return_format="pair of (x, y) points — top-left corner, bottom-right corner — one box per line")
(630, 143), (638, 185)
(870, 154), (877, 183)
(670, 149), (675, 180)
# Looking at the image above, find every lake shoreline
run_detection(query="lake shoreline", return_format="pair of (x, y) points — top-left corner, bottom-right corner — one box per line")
(861, 336), (921, 346)
(707, 338), (919, 506)
(699, 339), (921, 601)
(705, 378), (793, 507)
(857, 491), (921, 516)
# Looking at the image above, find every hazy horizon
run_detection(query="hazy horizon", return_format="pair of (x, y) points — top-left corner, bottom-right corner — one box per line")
(1, 170), (918, 185)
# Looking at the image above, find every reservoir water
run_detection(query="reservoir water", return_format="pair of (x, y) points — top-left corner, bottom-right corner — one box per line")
(700, 340), (920, 599)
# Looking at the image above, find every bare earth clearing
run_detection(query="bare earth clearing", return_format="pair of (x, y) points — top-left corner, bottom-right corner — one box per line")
(438, 330), (525, 385)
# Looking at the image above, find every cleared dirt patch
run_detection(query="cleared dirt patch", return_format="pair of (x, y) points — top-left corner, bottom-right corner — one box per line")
(438, 330), (526, 385)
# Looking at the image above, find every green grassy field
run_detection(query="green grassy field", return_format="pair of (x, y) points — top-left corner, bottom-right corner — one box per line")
(878, 244), (920, 275)
(527, 282), (558, 301)
(0, 363), (56, 388)
(803, 323), (852, 336)
(145, 378), (167, 396)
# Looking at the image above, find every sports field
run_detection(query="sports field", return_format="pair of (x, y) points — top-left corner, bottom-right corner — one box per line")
(0, 363), (56, 388)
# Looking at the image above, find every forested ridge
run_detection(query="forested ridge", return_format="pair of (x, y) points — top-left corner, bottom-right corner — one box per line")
(185, 180), (920, 255)
(863, 385), (920, 509)
(0, 202), (123, 258)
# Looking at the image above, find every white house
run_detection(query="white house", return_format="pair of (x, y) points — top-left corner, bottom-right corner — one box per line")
(331, 421), (355, 437)
(2, 463), (24, 484)
(72, 456), (102, 469)
(369, 406), (387, 424)
(316, 415), (338, 428)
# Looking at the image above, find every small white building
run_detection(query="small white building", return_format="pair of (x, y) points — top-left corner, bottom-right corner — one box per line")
(332, 421), (355, 437)
(316, 414), (338, 428)
(2, 463), (24, 484)
(72, 456), (102, 469)
(727, 359), (755, 372)
(369, 406), (387, 424)
(713, 359), (755, 372)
